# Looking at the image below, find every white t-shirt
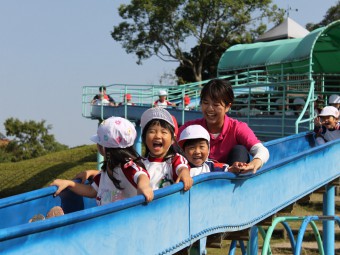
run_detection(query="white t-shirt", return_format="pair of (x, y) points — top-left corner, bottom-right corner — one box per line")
(142, 153), (189, 190)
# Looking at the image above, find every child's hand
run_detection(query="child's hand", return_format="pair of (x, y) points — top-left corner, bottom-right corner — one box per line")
(138, 186), (154, 203)
(73, 170), (99, 183)
(50, 179), (73, 197)
(176, 167), (193, 191)
(137, 174), (154, 203)
(314, 117), (321, 127)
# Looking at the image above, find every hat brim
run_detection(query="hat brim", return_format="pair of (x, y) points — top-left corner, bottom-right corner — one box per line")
(90, 134), (100, 144)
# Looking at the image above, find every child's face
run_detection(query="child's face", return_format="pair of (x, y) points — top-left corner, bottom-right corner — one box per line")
(183, 140), (209, 167)
(145, 123), (173, 158)
(159, 95), (166, 101)
(320, 115), (338, 129)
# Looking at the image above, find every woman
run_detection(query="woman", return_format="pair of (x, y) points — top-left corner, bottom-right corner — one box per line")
(178, 79), (269, 174)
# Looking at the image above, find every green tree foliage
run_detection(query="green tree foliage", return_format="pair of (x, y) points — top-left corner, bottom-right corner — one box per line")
(3, 118), (68, 162)
(306, 1), (340, 31)
(112, 0), (284, 82)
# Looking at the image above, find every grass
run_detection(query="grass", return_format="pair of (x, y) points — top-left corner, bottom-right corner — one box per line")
(0, 145), (97, 198)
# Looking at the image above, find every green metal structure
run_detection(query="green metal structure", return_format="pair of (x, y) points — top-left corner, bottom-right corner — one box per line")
(217, 19), (340, 140)
(82, 20), (340, 142)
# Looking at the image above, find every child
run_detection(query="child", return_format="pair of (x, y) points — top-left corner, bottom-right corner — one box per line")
(178, 125), (228, 176)
(153, 90), (176, 108)
(50, 117), (154, 206)
(140, 107), (193, 190)
(118, 93), (136, 106)
(314, 106), (340, 145)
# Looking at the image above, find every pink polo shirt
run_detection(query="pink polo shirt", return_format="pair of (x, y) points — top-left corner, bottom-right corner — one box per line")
(178, 115), (260, 163)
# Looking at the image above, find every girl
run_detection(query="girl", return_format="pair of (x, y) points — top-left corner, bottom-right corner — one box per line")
(51, 117), (154, 205)
(140, 107), (193, 191)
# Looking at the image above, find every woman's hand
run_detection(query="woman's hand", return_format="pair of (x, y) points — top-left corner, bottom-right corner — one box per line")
(228, 158), (263, 174)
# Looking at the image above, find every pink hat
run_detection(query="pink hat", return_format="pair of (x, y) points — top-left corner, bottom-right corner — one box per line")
(178, 125), (210, 149)
(318, 106), (339, 118)
(140, 107), (175, 131)
(90, 117), (136, 148)
(125, 93), (132, 100)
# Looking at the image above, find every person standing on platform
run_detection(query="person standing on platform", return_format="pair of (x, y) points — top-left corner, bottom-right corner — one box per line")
(91, 86), (116, 106)
(153, 90), (176, 108)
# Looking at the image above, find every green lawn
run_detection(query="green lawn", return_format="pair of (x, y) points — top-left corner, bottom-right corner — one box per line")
(0, 145), (97, 198)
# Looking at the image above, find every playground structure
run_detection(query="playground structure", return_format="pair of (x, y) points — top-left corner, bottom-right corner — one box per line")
(1, 20), (339, 254)
(82, 21), (340, 143)
(0, 132), (339, 254)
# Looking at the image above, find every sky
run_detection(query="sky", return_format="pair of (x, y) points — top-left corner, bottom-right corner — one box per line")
(0, 0), (338, 148)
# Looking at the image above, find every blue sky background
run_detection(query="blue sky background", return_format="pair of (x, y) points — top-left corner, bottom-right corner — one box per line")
(0, 0), (338, 147)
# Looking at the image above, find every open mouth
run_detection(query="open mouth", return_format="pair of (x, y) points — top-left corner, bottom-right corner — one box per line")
(152, 141), (163, 149)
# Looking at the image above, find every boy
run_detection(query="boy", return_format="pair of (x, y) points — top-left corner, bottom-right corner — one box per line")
(314, 106), (340, 145)
(178, 125), (228, 176)
(153, 90), (176, 108)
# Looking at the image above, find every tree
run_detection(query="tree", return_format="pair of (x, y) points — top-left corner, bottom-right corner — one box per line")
(306, 1), (340, 31)
(3, 118), (68, 162)
(112, 0), (284, 82)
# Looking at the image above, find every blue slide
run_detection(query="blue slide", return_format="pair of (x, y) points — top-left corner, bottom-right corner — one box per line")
(0, 132), (339, 254)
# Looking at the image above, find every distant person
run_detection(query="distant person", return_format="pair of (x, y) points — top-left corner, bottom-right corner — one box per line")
(293, 97), (306, 115)
(237, 99), (262, 116)
(314, 96), (324, 116)
(328, 94), (340, 110)
(51, 117), (154, 206)
(177, 94), (192, 111)
(274, 98), (294, 116)
(178, 125), (228, 177)
(153, 90), (176, 108)
(91, 86), (116, 106)
(118, 93), (135, 106)
(314, 106), (340, 145)
(178, 79), (269, 174)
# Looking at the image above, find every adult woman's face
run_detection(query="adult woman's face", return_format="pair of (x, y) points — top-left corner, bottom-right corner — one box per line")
(201, 96), (230, 132)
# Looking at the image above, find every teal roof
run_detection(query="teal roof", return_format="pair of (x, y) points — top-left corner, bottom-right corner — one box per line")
(217, 20), (340, 74)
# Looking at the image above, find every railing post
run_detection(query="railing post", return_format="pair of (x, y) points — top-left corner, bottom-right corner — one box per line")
(135, 124), (142, 155)
(322, 184), (335, 255)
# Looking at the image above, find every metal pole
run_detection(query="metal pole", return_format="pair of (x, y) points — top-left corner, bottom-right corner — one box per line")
(322, 184), (335, 255)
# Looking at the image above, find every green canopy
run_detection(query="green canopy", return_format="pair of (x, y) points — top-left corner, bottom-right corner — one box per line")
(217, 20), (340, 74)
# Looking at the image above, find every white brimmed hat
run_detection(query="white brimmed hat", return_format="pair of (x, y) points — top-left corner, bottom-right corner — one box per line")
(158, 90), (168, 96)
(140, 107), (175, 131)
(293, 98), (305, 105)
(318, 106), (339, 118)
(90, 117), (136, 148)
(178, 125), (210, 149)
(329, 94), (340, 104)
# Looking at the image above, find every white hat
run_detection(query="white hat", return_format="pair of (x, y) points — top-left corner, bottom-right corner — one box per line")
(178, 125), (210, 149)
(90, 117), (136, 148)
(293, 98), (305, 105)
(329, 94), (340, 104)
(158, 90), (168, 96)
(276, 98), (283, 104)
(140, 107), (175, 131)
(318, 106), (339, 118)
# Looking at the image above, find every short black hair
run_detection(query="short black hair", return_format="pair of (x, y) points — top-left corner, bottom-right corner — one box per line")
(200, 79), (234, 106)
(99, 86), (106, 92)
(182, 138), (209, 150)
